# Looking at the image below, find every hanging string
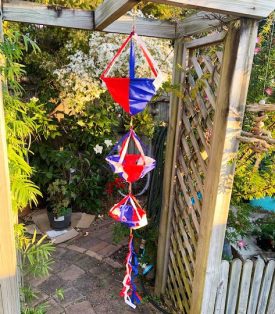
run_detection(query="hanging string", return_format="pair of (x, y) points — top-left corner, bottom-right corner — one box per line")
(262, 20), (274, 97)
(132, 6), (137, 32)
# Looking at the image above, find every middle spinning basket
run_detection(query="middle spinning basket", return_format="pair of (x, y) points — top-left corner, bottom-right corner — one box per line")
(106, 128), (156, 183)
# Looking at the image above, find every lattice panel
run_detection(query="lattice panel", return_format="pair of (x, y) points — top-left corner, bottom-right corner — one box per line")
(166, 44), (224, 313)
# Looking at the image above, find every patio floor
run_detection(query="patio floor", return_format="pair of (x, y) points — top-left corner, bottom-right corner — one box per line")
(27, 218), (160, 313)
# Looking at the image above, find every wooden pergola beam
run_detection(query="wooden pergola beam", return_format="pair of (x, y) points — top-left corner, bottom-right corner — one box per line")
(149, 0), (275, 18)
(104, 15), (176, 38)
(177, 11), (235, 36)
(3, 1), (246, 38)
(94, 0), (140, 30)
(3, 1), (94, 30)
(2, 1), (176, 39)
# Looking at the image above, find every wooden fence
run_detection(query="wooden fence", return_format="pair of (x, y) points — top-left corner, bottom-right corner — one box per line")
(214, 258), (275, 314)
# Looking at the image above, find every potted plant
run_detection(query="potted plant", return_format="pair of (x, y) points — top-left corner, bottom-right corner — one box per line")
(47, 179), (72, 230)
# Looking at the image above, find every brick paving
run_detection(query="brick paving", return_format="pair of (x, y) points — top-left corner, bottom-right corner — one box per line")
(27, 218), (161, 313)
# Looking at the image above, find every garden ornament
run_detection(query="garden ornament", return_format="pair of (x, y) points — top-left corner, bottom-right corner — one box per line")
(101, 31), (163, 115)
(106, 128), (156, 183)
(102, 29), (161, 308)
(109, 194), (148, 229)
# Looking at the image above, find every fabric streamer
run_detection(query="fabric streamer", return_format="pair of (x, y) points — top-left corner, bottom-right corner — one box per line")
(120, 230), (142, 309)
(101, 28), (161, 309)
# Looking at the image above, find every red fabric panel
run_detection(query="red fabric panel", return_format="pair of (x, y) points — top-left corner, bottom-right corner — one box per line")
(123, 154), (144, 183)
(102, 77), (130, 113)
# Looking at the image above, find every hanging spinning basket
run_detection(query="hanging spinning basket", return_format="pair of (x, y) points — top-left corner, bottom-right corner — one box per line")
(109, 194), (148, 229)
(100, 31), (163, 115)
(106, 128), (156, 183)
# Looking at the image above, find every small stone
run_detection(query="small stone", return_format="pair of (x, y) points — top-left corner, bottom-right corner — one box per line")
(58, 264), (85, 281)
(65, 301), (96, 314)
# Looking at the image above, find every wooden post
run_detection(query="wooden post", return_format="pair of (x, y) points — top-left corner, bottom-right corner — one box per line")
(155, 38), (185, 295)
(0, 3), (20, 313)
(190, 18), (258, 314)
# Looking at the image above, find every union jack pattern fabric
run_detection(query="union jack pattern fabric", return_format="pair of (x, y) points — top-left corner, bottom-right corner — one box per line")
(106, 128), (156, 183)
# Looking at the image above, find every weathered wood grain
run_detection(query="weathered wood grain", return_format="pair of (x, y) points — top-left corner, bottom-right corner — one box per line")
(0, 1), (17, 280)
(214, 260), (229, 314)
(104, 15), (176, 39)
(148, 0), (275, 18)
(185, 31), (225, 49)
(94, 0), (138, 30)
(246, 103), (275, 112)
(190, 19), (258, 314)
(237, 259), (253, 314)
(256, 260), (275, 314)
(266, 273), (275, 314)
(225, 259), (242, 314)
(247, 258), (265, 314)
(177, 11), (234, 36)
(3, 1), (176, 39)
(0, 2), (20, 312)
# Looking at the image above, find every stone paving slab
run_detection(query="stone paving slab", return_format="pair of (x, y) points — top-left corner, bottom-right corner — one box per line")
(39, 276), (68, 296)
(88, 239), (109, 252)
(59, 264), (85, 281)
(66, 301), (96, 314)
(45, 299), (64, 314)
(53, 287), (85, 307)
(97, 243), (119, 257)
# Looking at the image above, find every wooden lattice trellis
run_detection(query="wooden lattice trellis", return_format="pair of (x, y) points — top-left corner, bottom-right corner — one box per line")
(165, 36), (224, 313)
(155, 19), (259, 314)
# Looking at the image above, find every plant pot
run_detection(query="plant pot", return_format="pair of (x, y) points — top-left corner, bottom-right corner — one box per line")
(222, 239), (233, 260)
(47, 210), (72, 230)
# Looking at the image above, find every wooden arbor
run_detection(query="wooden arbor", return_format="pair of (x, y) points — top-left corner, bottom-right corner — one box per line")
(0, 1), (274, 313)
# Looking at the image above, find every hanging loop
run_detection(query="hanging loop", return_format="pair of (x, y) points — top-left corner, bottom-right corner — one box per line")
(132, 6), (137, 32)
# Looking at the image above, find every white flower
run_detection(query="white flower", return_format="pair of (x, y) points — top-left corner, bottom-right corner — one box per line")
(30, 97), (39, 102)
(93, 144), (103, 154)
(104, 139), (113, 147)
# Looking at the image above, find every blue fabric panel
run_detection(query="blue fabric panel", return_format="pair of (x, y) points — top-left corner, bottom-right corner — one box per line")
(129, 78), (156, 115)
(120, 204), (135, 228)
(129, 40), (135, 79)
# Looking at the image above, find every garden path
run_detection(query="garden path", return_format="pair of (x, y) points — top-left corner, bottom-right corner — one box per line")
(27, 218), (160, 313)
